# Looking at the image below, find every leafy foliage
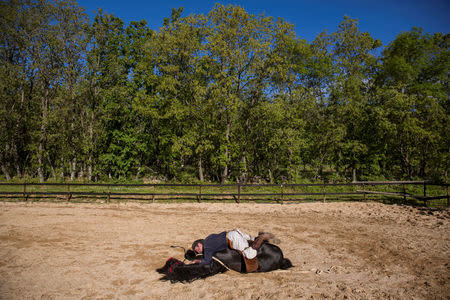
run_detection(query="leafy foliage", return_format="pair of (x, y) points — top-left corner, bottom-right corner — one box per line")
(0, 1), (448, 183)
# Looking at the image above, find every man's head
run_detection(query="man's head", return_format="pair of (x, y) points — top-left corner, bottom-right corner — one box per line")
(192, 239), (204, 254)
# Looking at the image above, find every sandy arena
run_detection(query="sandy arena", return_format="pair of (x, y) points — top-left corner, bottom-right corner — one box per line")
(0, 201), (449, 299)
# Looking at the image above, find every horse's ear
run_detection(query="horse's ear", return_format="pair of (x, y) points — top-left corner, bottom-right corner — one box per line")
(185, 249), (198, 261)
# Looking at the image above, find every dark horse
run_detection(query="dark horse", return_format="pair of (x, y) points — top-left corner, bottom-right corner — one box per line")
(157, 242), (293, 283)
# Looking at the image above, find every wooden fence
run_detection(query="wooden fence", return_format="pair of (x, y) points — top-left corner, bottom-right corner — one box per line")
(0, 181), (448, 207)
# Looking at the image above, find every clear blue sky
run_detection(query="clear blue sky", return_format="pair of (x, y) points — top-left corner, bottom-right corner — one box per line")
(77, 0), (449, 46)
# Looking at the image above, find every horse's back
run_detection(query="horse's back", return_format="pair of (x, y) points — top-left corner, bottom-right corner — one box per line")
(214, 248), (244, 272)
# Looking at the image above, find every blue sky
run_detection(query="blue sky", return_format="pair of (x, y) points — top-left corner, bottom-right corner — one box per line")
(77, 0), (449, 46)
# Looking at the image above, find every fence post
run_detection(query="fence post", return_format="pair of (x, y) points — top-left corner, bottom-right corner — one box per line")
(152, 185), (155, 203)
(67, 183), (71, 202)
(281, 184), (284, 204)
(402, 184), (406, 204)
(323, 182), (326, 203)
(423, 181), (427, 197)
(107, 184), (110, 203)
(446, 184), (449, 208)
(198, 185), (202, 203)
(23, 183), (27, 202)
(237, 184), (241, 204)
(363, 183), (366, 201)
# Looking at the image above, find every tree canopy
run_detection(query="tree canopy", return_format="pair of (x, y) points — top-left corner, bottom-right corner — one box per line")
(1, 0), (448, 183)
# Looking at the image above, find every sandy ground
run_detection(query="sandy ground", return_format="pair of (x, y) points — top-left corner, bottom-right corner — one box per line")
(0, 201), (449, 299)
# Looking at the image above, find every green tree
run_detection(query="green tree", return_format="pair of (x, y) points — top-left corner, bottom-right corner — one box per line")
(134, 8), (211, 181)
(0, 0), (36, 179)
(50, 0), (89, 180)
(86, 10), (150, 179)
(375, 28), (449, 180)
(328, 16), (381, 181)
(205, 4), (302, 183)
(241, 19), (314, 182)
(0, 0), (68, 182)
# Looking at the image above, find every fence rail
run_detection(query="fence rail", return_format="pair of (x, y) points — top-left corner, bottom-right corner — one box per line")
(0, 181), (448, 207)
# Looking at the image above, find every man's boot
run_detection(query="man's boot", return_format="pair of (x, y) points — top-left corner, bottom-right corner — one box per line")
(259, 231), (281, 245)
(251, 232), (276, 250)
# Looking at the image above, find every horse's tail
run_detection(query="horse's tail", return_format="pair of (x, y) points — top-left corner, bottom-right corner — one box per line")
(280, 258), (293, 269)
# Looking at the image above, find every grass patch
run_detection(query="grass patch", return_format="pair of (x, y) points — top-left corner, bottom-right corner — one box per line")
(0, 181), (447, 208)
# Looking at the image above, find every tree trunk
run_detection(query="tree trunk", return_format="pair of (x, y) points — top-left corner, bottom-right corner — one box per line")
(240, 155), (247, 183)
(46, 152), (56, 180)
(400, 141), (413, 179)
(12, 142), (21, 177)
(419, 151), (426, 178)
(88, 162), (92, 182)
(12, 89), (25, 178)
(352, 168), (357, 182)
(221, 117), (231, 184)
(198, 155), (204, 182)
(60, 163), (64, 180)
(1, 165), (11, 180)
(70, 99), (77, 181)
(38, 89), (49, 183)
(37, 142), (44, 182)
(88, 110), (94, 182)
(221, 161), (228, 184)
(70, 157), (77, 181)
(0, 152), (11, 180)
(78, 163), (85, 180)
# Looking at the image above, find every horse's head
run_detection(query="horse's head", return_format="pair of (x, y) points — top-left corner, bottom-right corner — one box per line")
(185, 249), (203, 261)
(156, 257), (183, 275)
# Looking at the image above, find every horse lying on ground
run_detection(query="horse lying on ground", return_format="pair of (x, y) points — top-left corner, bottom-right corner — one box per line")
(157, 242), (293, 283)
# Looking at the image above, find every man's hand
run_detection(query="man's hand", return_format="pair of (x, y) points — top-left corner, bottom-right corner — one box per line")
(188, 259), (201, 264)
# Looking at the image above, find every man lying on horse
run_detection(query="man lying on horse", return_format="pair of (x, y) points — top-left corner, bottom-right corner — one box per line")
(157, 229), (291, 283)
(190, 229), (277, 273)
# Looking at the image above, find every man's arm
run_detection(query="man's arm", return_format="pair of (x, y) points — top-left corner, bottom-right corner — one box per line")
(199, 247), (214, 265)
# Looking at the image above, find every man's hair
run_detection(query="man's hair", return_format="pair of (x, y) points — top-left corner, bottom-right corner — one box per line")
(191, 239), (204, 252)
